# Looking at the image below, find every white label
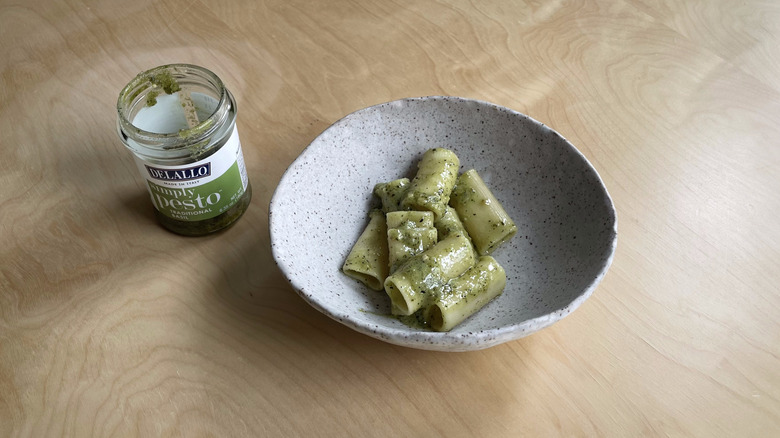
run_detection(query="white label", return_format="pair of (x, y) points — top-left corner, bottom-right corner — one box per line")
(134, 128), (249, 221)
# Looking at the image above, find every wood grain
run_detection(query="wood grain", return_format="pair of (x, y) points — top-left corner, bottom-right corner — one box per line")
(1, 0), (779, 436)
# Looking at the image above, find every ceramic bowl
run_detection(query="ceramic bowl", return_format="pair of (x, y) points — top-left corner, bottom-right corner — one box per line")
(269, 96), (617, 351)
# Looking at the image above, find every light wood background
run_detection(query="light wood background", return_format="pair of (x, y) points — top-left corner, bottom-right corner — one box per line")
(2, 0), (779, 436)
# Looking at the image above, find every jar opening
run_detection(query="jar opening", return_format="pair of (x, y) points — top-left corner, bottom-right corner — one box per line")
(117, 64), (230, 149)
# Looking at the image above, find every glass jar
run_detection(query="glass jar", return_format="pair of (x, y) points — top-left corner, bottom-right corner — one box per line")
(117, 64), (252, 236)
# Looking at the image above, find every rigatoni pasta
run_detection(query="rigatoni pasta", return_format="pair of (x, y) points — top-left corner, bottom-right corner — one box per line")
(386, 211), (437, 273)
(424, 256), (507, 331)
(450, 169), (517, 256)
(400, 148), (459, 219)
(342, 148), (516, 330)
(374, 178), (410, 213)
(384, 233), (477, 315)
(342, 209), (389, 291)
(434, 206), (469, 240)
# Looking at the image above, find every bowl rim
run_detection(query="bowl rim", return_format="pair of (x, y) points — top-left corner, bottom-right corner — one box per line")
(269, 96), (618, 351)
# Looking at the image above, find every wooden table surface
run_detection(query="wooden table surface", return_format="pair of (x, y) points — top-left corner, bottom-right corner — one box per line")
(2, 0), (779, 436)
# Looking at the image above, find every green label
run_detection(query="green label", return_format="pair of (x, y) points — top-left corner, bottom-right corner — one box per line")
(147, 161), (245, 221)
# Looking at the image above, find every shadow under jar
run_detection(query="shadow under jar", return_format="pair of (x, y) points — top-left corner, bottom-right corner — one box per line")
(117, 64), (252, 236)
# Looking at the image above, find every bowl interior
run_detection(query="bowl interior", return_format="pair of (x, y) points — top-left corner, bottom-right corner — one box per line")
(270, 97), (616, 351)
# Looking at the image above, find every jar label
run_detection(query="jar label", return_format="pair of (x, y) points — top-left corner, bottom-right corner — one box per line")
(134, 128), (249, 222)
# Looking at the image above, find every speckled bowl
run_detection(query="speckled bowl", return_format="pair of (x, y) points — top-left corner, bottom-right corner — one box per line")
(269, 96), (617, 351)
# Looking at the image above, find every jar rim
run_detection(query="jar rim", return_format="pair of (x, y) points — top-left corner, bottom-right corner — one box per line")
(116, 64), (229, 147)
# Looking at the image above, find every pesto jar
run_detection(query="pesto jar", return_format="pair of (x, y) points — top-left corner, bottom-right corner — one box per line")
(117, 64), (252, 236)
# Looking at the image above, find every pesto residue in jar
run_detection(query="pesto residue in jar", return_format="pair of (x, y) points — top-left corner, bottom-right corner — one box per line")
(145, 90), (160, 107)
(178, 118), (215, 141)
(154, 183), (253, 236)
(148, 69), (181, 97)
(135, 66), (218, 155)
(127, 67), (182, 108)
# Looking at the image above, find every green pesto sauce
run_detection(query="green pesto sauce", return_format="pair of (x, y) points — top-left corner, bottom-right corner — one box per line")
(155, 182), (252, 236)
(135, 67), (181, 108)
(374, 178), (411, 213)
(149, 69), (181, 96)
(181, 118), (214, 136)
(146, 90), (160, 107)
(139, 66), (215, 140)
(178, 119), (216, 152)
(389, 222), (428, 247)
(360, 308), (432, 330)
(396, 310), (429, 329)
(434, 207), (466, 239)
(453, 270), (490, 305)
(400, 257), (442, 293)
(344, 255), (373, 272)
(451, 183), (477, 205)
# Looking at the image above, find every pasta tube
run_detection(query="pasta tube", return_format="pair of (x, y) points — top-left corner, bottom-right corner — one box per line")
(400, 148), (460, 219)
(425, 256), (506, 331)
(386, 211), (437, 272)
(434, 206), (468, 240)
(342, 210), (389, 290)
(450, 169), (517, 255)
(373, 178), (410, 213)
(386, 210), (434, 229)
(384, 233), (476, 316)
(434, 205), (478, 262)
